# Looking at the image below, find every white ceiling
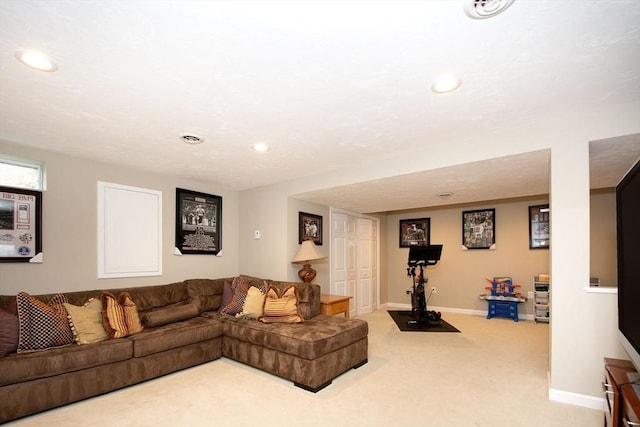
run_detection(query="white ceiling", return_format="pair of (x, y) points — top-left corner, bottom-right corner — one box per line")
(1, 1), (639, 213)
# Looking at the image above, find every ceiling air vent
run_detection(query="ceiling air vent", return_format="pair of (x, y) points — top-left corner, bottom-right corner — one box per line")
(180, 133), (204, 145)
(464, 0), (516, 19)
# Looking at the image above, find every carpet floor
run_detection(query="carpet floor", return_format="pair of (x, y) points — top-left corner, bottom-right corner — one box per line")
(6, 309), (603, 427)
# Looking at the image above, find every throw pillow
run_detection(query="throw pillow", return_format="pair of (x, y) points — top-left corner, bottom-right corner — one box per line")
(219, 276), (250, 316)
(16, 292), (75, 352)
(259, 285), (303, 324)
(140, 303), (199, 328)
(101, 292), (144, 339)
(64, 298), (107, 345)
(236, 286), (266, 320)
(220, 280), (233, 308)
(0, 301), (19, 356)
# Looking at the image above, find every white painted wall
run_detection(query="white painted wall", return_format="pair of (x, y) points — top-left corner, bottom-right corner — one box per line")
(236, 102), (640, 406)
(0, 141), (240, 294)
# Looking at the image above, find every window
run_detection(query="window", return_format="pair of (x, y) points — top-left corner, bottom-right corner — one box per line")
(0, 158), (43, 190)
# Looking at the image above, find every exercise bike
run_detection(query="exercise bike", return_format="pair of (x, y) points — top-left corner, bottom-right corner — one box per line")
(406, 244), (443, 326)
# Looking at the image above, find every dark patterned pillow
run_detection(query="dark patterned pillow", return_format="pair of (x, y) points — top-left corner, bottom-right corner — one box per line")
(0, 301), (19, 356)
(219, 276), (249, 316)
(220, 280), (233, 308)
(16, 292), (75, 352)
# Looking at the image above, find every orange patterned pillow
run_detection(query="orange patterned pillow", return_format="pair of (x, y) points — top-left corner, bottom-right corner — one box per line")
(101, 292), (144, 338)
(259, 285), (303, 324)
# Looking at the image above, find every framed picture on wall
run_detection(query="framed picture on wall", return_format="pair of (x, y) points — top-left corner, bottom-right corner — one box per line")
(529, 204), (550, 249)
(175, 188), (222, 255)
(462, 208), (495, 250)
(0, 186), (42, 262)
(399, 218), (430, 247)
(299, 212), (322, 245)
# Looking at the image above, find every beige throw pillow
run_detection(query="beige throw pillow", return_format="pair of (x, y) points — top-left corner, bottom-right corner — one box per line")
(236, 286), (266, 320)
(64, 298), (107, 345)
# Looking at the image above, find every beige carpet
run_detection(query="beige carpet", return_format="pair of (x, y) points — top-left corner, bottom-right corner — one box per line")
(7, 310), (602, 427)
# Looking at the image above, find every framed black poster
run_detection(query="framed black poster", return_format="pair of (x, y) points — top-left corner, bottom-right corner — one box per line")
(299, 211), (322, 245)
(462, 208), (495, 250)
(529, 204), (549, 249)
(176, 188), (222, 255)
(0, 186), (42, 262)
(399, 218), (430, 247)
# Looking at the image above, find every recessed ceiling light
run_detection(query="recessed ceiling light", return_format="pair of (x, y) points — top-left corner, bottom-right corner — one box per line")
(252, 143), (270, 152)
(431, 73), (462, 94)
(15, 49), (58, 72)
(464, 0), (516, 19)
(180, 133), (204, 145)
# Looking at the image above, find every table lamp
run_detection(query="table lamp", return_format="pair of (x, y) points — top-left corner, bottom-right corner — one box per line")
(292, 240), (326, 283)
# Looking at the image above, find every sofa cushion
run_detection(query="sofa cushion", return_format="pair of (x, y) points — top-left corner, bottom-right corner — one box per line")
(259, 285), (303, 324)
(0, 302), (19, 356)
(139, 302), (199, 328)
(16, 292), (75, 352)
(0, 338), (132, 386)
(129, 316), (223, 358)
(185, 278), (227, 313)
(64, 298), (107, 345)
(101, 292), (144, 339)
(222, 314), (368, 360)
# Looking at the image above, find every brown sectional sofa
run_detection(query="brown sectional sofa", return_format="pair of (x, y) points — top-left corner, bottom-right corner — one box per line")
(0, 276), (369, 423)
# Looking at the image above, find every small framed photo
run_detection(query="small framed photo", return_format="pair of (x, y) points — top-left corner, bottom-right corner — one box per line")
(0, 186), (42, 262)
(462, 208), (495, 250)
(399, 218), (430, 247)
(176, 188), (222, 255)
(529, 204), (549, 249)
(299, 212), (322, 245)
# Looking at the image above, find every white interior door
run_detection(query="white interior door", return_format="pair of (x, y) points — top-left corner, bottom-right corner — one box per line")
(357, 218), (374, 315)
(330, 209), (378, 317)
(330, 212), (356, 316)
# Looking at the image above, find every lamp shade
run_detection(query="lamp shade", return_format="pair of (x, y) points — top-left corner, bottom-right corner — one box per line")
(292, 240), (325, 263)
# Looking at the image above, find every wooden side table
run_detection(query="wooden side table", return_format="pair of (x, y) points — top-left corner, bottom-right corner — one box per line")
(320, 294), (352, 319)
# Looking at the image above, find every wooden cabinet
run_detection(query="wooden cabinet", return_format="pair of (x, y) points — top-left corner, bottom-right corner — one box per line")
(604, 358), (640, 426)
(621, 384), (640, 426)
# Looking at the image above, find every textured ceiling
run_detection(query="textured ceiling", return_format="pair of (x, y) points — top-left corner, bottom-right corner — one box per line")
(1, 1), (639, 213)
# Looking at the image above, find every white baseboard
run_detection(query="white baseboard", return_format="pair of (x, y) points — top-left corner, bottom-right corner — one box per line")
(384, 303), (535, 321)
(548, 388), (606, 411)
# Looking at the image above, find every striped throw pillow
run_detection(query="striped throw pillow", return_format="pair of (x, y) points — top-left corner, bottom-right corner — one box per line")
(259, 285), (303, 324)
(101, 292), (144, 339)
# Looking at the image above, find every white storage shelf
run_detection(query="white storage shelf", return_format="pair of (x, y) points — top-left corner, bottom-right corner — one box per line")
(533, 276), (550, 323)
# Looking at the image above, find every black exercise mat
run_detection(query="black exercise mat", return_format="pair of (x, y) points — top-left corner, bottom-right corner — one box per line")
(387, 310), (460, 332)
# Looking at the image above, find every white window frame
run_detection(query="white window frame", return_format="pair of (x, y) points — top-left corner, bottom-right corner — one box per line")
(0, 157), (44, 190)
